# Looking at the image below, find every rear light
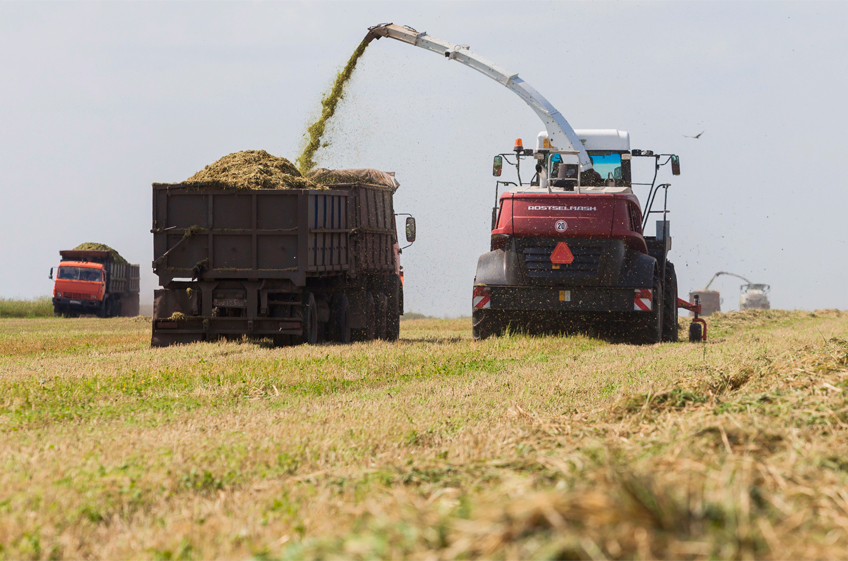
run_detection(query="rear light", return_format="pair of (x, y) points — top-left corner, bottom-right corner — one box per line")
(491, 234), (510, 251)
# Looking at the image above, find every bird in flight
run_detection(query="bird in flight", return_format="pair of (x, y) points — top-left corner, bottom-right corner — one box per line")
(684, 130), (705, 139)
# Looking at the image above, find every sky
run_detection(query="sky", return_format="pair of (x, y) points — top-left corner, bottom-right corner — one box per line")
(1, 1), (847, 316)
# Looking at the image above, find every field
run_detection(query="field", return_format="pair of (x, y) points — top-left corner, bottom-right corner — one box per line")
(2, 310), (848, 560)
(0, 297), (53, 319)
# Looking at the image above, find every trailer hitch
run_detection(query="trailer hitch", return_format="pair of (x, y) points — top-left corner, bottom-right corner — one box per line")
(677, 295), (707, 342)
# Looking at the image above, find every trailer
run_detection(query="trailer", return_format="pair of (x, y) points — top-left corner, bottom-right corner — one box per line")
(50, 250), (140, 317)
(150, 181), (414, 347)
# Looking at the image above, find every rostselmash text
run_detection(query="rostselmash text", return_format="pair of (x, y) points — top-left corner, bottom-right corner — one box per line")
(526, 206), (597, 211)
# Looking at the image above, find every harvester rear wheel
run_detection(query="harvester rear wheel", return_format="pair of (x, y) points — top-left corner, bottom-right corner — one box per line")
(662, 263), (679, 342)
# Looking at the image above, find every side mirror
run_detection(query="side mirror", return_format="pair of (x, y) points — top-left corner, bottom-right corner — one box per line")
(405, 216), (416, 243)
(671, 155), (680, 176)
(49, 267), (53, 280)
(492, 155), (503, 177)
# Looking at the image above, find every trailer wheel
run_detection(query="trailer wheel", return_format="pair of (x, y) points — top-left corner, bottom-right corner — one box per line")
(365, 291), (376, 340)
(300, 292), (319, 345)
(662, 263), (679, 342)
(386, 275), (400, 342)
(375, 293), (388, 340)
(329, 293), (352, 344)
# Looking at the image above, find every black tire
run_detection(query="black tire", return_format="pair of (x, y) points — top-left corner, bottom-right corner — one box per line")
(375, 293), (388, 340)
(328, 293), (352, 344)
(689, 321), (703, 343)
(662, 262), (679, 342)
(472, 309), (501, 341)
(386, 276), (400, 342)
(630, 269), (662, 345)
(365, 291), (376, 340)
(98, 300), (109, 319)
(299, 292), (319, 345)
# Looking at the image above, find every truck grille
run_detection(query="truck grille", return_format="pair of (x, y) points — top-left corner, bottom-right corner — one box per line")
(522, 245), (603, 281)
(63, 292), (87, 299)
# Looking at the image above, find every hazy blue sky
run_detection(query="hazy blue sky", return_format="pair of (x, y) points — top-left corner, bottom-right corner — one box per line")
(1, 1), (846, 316)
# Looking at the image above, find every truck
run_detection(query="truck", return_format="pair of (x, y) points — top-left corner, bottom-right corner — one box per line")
(693, 272), (771, 314)
(49, 250), (140, 317)
(150, 180), (415, 347)
(367, 23), (703, 343)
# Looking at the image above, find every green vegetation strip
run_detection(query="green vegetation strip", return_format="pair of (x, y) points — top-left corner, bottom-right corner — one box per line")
(0, 297), (53, 318)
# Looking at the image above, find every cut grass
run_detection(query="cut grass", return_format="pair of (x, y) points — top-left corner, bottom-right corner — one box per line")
(0, 297), (53, 319)
(0, 311), (847, 559)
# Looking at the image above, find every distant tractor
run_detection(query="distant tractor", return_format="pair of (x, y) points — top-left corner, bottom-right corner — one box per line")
(694, 271), (770, 314)
(740, 283), (771, 310)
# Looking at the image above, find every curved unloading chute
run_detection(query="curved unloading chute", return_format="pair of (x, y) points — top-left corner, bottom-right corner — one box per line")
(365, 23), (594, 172)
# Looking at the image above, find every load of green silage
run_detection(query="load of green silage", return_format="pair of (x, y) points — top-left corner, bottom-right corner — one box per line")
(72, 243), (128, 264)
(182, 150), (326, 191)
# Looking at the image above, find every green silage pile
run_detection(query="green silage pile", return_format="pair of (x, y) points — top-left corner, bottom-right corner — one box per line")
(73, 243), (128, 264)
(183, 150), (326, 191)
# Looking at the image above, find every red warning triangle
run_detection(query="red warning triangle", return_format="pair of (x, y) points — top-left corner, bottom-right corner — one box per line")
(550, 242), (574, 265)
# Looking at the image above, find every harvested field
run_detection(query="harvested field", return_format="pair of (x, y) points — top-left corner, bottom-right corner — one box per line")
(71, 243), (128, 264)
(1, 310), (848, 559)
(183, 150), (326, 191)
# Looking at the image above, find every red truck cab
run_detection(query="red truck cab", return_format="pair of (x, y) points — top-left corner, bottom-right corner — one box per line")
(50, 249), (140, 318)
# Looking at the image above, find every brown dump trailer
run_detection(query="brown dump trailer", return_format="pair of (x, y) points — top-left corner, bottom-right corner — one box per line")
(150, 182), (414, 347)
(688, 290), (721, 316)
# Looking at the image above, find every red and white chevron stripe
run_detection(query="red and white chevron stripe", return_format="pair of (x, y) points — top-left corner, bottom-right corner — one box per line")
(472, 286), (491, 309)
(634, 289), (653, 311)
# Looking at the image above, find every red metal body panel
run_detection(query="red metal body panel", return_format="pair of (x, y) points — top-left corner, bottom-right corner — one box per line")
(493, 192), (646, 253)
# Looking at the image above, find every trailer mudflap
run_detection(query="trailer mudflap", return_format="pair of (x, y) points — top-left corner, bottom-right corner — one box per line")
(476, 285), (652, 313)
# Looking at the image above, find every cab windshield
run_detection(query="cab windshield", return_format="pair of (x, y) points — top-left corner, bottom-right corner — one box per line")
(548, 153), (624, 185)
(589, 153), (623, 181)
(58, 267), (102, 282)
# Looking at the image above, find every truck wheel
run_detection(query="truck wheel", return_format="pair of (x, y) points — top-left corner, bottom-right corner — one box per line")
(300, 292), (319, 345)
(386, 276), (400, 342)
(375, 293), (388, 340)
(662, 263), (679, 342)
(689, 321), (703, 343)
(328, 293), (352, 344)
(365, 292), (376, 340)
(630, 271), (662, 345)
(472, 309), (500, 340)
(98, 300), (109, 319)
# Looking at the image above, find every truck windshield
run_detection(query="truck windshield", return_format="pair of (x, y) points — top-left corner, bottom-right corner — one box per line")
(57, 267), (102, 282)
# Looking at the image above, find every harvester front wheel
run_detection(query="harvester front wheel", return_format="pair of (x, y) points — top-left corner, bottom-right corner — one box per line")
(630, 271), (662, 345)
(472, 309), (501, 341)
(662, 263), (679, 342)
